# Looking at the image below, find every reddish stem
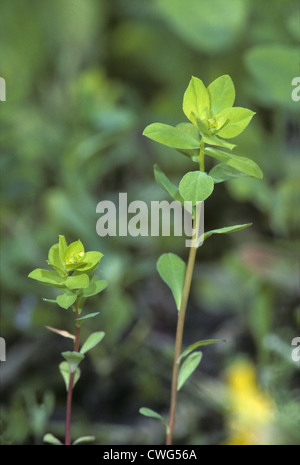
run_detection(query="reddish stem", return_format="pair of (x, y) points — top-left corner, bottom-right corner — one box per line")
(65, 308), (80, 446)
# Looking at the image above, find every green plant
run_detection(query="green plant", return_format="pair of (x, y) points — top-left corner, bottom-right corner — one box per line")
(140, 75), (263, 445)
(28, 235), (108, 445)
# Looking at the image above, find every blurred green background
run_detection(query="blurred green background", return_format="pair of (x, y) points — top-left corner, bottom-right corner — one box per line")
(0, 0), (299, 445)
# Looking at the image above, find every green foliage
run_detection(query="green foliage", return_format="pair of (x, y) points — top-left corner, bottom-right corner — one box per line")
(143, 73), (264, 443)
(179, 171), (214, 203)
(80, 331), (105, 354)
(143, 123), (201, 150)
(1, 0), (298, 446)
(28, 235), (106, 309)
(178, 339), (227, 363)
(139, 408), (169, 434)
(43, 433), (63, 445)
(157, 253), (186, 311)
(72, 436), (95, 445)
(177, 352), (202, 391)
(28, 235), (107, 444)
(59, 362), (81, 391)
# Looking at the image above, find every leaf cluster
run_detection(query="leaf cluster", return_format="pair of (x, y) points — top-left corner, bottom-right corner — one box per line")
(28, 235), (107, 311)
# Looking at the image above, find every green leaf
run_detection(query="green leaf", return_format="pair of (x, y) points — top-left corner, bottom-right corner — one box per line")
(179, 339), (227, 363)
(65, 273), (89, 290)
(61, 351), (85, 372)
(157, 253), (186, 311)
(47, 243), (65, 275)
(56, 292), (77, 309)
(177, 351), (202, 391)
(74, 251), (104, 274)
(202, 134), (236, 150)
(28, 269), (66, 287)
(143, 122), (201, 149)
(179, 171), (214, 203)
(64, 239), (87, 271)
(80, 331), (105, 354)
(175, 123), (201, 161)
(205, 147), (263, 179)
(182, 76), (210, 125)
(43, 433), (63, 445)
(76, 312), (100, 323)
(139, 408), (169, 433)
(59, 361), (81, 390)
(204, 146), (230, 162)
(73, 436), (95, 445)
(203, 223), (252, 241)
(154, 164), (184, 205)
(225, 156), (263, 179)
(176, 122), (200, 141)
(207, 75), (235, 114)
(217, 107), (255, 138)
(81, 278), (108, 297)
(42, 298), (57, 304)
(209, 163), (252, 183)
(58, 235), (68, 264)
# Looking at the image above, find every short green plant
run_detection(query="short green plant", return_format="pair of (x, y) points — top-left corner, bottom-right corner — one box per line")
(28, 235), (108, 445)
(140, 75), (263, 445)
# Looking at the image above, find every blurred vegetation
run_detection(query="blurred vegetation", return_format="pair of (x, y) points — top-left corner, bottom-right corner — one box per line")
(0, 0), (299, 445)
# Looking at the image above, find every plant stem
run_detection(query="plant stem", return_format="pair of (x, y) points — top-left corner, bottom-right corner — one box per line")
(166, 144), (205, 445)
(166, 236), (198, 445)
(199, 139), (205, 172)
(65, 305), (81, 446)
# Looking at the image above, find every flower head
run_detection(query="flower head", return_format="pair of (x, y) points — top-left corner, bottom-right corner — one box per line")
(183, 75), (255, 139)
(47, 235), (103, 276)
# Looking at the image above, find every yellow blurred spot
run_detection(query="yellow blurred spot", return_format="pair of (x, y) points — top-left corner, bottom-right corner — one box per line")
(222, 359), (275, 445)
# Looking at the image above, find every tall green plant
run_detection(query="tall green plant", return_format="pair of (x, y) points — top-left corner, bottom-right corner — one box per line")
(140, 75), (263, 445)
(28, 235), (108, 445)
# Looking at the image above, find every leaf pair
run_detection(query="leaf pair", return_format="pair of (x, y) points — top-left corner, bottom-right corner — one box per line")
(43, 433), (95, 445)
(60, 331), (105, 389)
(156, 221), (250, 308)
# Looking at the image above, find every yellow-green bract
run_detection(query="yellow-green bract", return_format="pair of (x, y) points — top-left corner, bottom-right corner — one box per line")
(28, 235), (107, 309)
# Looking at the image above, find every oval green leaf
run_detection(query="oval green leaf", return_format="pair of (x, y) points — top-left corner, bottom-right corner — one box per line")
(81, 279), (108, 298)
(28, 269), (66, 287)
(62, 351), (85, 372)
(43, 433), (63, 445)
(139, 408), (169, 432)
(207, 75), (235, 114)
(179, 171), (214, 203)
(157, 253), (186, 311)
(73, 436), (95, 445)
(59, 361), (81, 391)
(209, 163), (252, 183)
(65, 273), (89, 290)
(177, 351), (202, 391)
(80, 331), (105, 354)
(143, 122), (201, 149)
(56, 292), (77, 309)
(182, 76), (210, 125)
(217, 107), (255, 139)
